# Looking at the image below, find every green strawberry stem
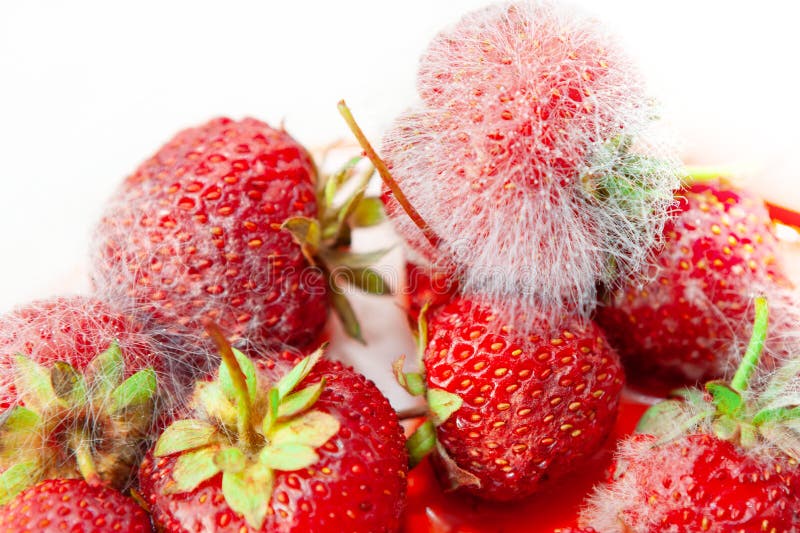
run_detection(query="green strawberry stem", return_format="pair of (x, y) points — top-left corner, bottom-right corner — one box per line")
(683, 165), (737, 184)
(731, 296), (768, 393)
(68, 429), (100, 486)
(337, 100), (442, 250)
(207, 322), (259, 451)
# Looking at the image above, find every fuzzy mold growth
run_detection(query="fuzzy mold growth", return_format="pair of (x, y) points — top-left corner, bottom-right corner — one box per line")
(381, 0), (680, 319)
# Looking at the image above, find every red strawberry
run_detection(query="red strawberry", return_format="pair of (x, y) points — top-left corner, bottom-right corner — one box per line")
(91, 117), (328, 350)
(597, 179), (792, 382)
(403, 295), (624, 501)
(0, 296), (161, 500)
(0, 478), (152, 533)
(140, 327), (407, 532)
(582, 297), (800, 531)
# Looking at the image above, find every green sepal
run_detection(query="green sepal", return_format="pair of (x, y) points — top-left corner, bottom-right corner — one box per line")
(322, 156), (362, 208)
(86, 341), (124, 397)
(705, 381), (744, 417)
(13, 355), (58, 411)
(282, 217), (321, 260)
(194, 381), (237, 428)
(635, 399), (685, 435)
(416, 302), (430, 364)
(754, 406), (800, 426)
(278, 380), (325, 419)
(407, 419), (436, 469)
(221, 463), (273, 530)
(340, 267), (391, 295)
(427, 388), (463, 426)
(434, 440), (482, 492)
(154, 419), (218, 457)
(350, 197), (385, 227)
(328, 280), (364, 344)
(269, 410), (340, 448)
(0, 460), (41, 504)
(321, 248), (394, 270)
(1, 405), (41, 433)
(392, 356), (425, 397)
(109, 368), (157, 413)
(712, 415), (739, 441)
(739, 424), (758, 449)
(219, 348), (257, 404)
(335, 177), (369, 233)
(276, 346), (324, 399)
(214, 446), (246, 474)
(668, 387), (705, 404)
(165, 446), (221, 494)
(50, 361), (88, 406)
(260, 443), (319, 471)
(262, 387), (280, 436)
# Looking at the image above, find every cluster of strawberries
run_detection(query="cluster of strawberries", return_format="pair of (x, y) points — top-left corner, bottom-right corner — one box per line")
(2, 1), (800, 532)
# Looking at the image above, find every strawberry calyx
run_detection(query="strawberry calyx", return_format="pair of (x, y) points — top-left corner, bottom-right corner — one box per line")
(282, 153), (392, 343)
(153, 324), (340, 529)
(0, 341), (158, 503)
(637, 297), (800, 456)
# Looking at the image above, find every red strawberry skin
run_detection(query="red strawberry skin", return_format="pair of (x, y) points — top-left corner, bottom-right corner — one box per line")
(92, 117), (328, 350)
(425, 296), (624, 501)
(597, 180), (789, 382)
(403, 261), (458, 326)
(582, 434), (800, 532)
(0, 296), (160, 409)
(139, 357), (408, 532)
(0, 478), (152, 532)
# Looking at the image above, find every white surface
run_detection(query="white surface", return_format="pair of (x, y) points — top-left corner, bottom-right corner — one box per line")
(1, 1), (799, 405)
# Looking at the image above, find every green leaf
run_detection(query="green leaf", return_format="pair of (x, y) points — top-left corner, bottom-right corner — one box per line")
(166, 446), (221, 494)
(50, 361), (88, 406)
(278, 380), (325, 419)
(194, 381), (237, 427)
(154, 419), (218, 457)
(350, 196), (385, 227)
(86, 341), (125, 396)
(754, 405), (800, 426)
(1, 406), (40, 433)
(329, 285), (364, 344)
(427, 389), (463, 426)
(221, 463), (273, 530)
(635, 400), (685, 435)
(392, 356), (425, 397)
(270, 410), (340, 448)
(214, 446), (246, 474)
(282, 217), (321, 258)
(260, 443), (319, 471)
(13, 355), (58, 411)
(407, 420), (436, 468)
(109, 368), (157, 413)
(0, 460), (40, 504)
(712, 415), (739, 441)
(262, 387), (280, 436)
(276, 346), (325, 399)
(705, 381), (744, 417)
(340, 267), (391, 296)
(320, 248), (394, 270)
(219, 348), (257, 404)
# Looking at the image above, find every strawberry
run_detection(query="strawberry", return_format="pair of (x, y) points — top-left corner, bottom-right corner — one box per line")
(399, 295), (624, 501)
(139, 326), (407, 532)
(341, 0), (680, 320)
(0, 296), (161, 501)
(91, 117), (328, 350)
(581, 297), (800, 532)
(403, 261), (458, 327)
(0, 478), (152, 533)
(597, 179), (792, 382)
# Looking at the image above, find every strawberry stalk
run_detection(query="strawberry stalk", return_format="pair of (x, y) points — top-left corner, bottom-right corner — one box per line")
(69, 429), (101, 486)
(206, 322), (259, 451)
(337, 100), (442, 250)
(730, 296), (768, 393)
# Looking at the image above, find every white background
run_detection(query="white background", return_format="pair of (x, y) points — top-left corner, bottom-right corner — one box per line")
(1, 1), (799, 403)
